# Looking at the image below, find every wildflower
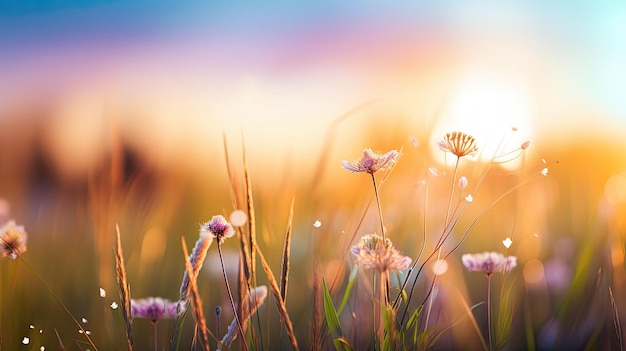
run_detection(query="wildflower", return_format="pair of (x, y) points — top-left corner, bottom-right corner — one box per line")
(462, 252), (517, 276)
(438, 131), (478, 158)
(342, 148), (399, 174)
(130, 297), (186, 323)
(351, 234), (411, 272)
(200, 215), (235, 244)
(0, 220), (27, 259)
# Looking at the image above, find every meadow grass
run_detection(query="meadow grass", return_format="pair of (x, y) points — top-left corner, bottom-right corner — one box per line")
(0, 113), (624, 350)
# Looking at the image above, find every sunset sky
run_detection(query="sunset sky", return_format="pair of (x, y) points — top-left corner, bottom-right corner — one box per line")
(1, 1), (625, 176)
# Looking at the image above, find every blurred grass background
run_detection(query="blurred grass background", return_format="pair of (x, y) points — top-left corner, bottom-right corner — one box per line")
(2, 1), (626, 349)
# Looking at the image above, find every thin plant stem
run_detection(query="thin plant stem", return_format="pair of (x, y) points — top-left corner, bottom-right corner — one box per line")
(217, 241), (248, 351)
(153, 321), (158, 351)
(371, 173), (386, 239)
(424, 248), (442, 331)
(18, 257), (98, 350)
(444, 159), (460, 228)
(377, 270), (386, 348)
(487, 273), (493, 351)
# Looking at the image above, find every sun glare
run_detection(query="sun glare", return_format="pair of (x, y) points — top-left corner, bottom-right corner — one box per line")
(432, 70), (534, 168)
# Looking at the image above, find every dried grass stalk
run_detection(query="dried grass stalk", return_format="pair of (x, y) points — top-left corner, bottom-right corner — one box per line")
(181, 237), (211, 350)
(280, 196), (295, 302)
(115, 224), (133, 350)
(242, 138), (257, 281)
(218, 286), (268, 350)
(256, 248), (299, 351)
(180, 235), (213, 300)
(311, 264), (322, 351)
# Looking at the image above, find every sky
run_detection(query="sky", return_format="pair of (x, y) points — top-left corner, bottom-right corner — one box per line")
(1, 1), (624, 119)
(1, 1), (625, 173)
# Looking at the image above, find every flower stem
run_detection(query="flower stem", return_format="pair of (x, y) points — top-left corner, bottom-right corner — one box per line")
(152, 321), (158, 351)
(487, 273), (493, 351)
(444, 159), (460, 228)
(377, 270), (386, 347)
(371, 173), (386, 239)
(217, 241), (248, 351)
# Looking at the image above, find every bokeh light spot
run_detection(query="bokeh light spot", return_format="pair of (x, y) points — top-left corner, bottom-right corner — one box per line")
(523, 259), (544, 285)
(605, 173), (626, 205)
(230, 210), (248, 227)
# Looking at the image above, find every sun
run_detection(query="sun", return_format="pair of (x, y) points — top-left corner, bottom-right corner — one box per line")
(432, 70), (535, 167)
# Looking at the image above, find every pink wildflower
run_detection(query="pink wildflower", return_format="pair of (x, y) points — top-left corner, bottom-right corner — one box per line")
(462, 252), (517, 276)
(130, 297), (186, 323)
(200, 215), (235, 244)
(351, 234), (411, 272)
(342, 148), (399, 174)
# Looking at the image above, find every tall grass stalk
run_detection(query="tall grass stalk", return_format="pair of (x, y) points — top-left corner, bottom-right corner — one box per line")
(180, 238), (211, 350)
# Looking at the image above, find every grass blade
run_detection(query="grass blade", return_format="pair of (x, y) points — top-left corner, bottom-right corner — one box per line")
(322, 277), (352, 351)
(609, 286), (624, 351)
(337, 265), (358, 315)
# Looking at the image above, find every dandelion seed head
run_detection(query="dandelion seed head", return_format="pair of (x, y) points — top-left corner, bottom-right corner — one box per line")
(462, 252), (517, 276)
(313, 220), (321, 228)
(351, 234), (411, 272)
(200, 215), (235, 244)
(342, 148), (399, 174)
(439, 131), (478, 158)
(229, 210), (248, 227)
(0, 220), (27, 259)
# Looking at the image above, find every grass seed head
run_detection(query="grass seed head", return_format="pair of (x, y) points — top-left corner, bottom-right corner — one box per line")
(0, 220), (27, 259)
